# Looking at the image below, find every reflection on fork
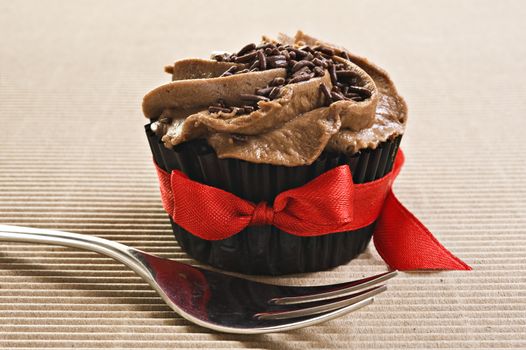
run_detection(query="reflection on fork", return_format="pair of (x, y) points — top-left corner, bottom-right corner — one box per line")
(0, 224), (396, 334)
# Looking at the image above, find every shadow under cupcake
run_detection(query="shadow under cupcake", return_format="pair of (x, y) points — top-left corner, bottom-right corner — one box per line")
(143, 31), (407, 275)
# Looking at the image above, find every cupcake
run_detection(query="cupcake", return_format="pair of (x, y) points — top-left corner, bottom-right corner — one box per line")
(143, 31), (407, 275)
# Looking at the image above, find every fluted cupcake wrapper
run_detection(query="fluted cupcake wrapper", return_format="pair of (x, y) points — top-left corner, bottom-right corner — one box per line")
(146, 124), (402, 275)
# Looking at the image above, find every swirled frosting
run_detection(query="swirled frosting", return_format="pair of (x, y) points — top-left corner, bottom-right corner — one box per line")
(142, 31), (407, 166)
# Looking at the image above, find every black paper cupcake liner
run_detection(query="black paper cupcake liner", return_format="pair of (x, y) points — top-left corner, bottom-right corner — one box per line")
(146, 125), (402, 275)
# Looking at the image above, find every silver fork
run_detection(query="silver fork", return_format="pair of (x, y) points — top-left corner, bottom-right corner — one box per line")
(0, 224), (396, 334)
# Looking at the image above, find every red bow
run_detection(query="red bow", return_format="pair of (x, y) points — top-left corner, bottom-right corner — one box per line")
(155, 150), (470, 271)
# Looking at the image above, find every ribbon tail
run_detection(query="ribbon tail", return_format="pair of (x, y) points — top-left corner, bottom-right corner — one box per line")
(374, 189), (471, 271)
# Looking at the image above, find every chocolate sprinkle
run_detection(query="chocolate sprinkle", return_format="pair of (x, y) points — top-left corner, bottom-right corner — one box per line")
(255, 86), (274, 96)
(209, 106), (232, 113)
(313, 66), (325, 77)
(213, 54), (225, 62)
(312, 58), (326, 68)
(257, 50), (267, 70)
(292, 49), (307, 59)
(319, 83), (332, 104)
(256, 42), (274, 50)
(335, 70), (356, 79)
(347, 85), (372, 98)
(330, 91), (345, 101)
(292, 65), (312, 77)
(209, 41), (374, 113)
(270, 77), (285, 86)
(292, 60), (315, 73)
(235, 51), (257, 63)
(249, 60), (259, 70)
(346, 92), (362, 101)
(271, 60), (288, 68)
(266, 55), (287, 63)
(268, 48), (280, 56)
(237, 43), (256, 56)
(240, 94), (270, 102)
(313, 45), (335, 56)
(220, 65), (238, 77)
(288, 73), (313, 84)
(328, 64), (338, 85)
(268, 87), (281, 99)
(299, 45), (314, 53)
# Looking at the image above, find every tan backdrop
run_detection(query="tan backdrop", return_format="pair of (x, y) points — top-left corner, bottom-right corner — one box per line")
(1, 0), (525, 348)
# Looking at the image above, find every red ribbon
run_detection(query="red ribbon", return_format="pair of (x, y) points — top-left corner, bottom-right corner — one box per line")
(155, 150), (470, 271)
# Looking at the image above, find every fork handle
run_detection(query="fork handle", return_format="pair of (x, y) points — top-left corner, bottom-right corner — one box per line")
(0, 224), (149, 277)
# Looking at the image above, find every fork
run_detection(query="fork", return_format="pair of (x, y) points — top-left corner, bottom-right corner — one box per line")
(0, 224), (396, 334)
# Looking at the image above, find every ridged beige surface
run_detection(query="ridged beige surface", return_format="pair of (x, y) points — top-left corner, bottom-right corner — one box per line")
(1, 0), (525, 349)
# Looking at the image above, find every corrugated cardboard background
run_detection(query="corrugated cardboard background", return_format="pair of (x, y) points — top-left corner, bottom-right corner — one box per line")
(1, 0), (525, 348)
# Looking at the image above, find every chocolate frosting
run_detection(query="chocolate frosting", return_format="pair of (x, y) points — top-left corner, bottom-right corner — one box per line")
(142, 32), (407, 166)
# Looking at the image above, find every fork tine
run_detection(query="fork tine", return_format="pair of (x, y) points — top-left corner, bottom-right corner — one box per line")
(269, 270), (397, 305)
(255, 285), (386, 320)
(252, 297), (376, 333)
